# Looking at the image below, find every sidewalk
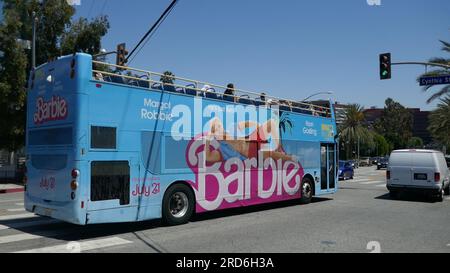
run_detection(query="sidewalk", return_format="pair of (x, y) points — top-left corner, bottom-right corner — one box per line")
(0, 182), (24, 194)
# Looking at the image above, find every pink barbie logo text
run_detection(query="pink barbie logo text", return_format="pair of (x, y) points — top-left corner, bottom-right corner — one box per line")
(33, 96), (68, 125)
(186, 133), (305, 212)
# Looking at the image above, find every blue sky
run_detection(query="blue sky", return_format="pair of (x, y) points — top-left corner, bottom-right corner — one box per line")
(34, 1), (450, 110)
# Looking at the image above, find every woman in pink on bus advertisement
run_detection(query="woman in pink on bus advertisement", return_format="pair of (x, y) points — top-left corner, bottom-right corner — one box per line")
(203, 117), (298, 163)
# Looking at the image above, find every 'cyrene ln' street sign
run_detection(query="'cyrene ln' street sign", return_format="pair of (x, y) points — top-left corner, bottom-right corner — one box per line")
(419, 75), (450, 86)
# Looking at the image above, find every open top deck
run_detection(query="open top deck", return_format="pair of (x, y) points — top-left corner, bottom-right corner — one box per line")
(92, 60), (334, 118)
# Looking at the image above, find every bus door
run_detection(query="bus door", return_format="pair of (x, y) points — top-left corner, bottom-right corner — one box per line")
(87, 157), (139, 211)
(320, 144), (336, 191)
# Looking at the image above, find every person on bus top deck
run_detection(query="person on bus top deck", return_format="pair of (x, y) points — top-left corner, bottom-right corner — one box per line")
(200, 84), (212, 96)
(203, 118), (297, 163)
(223, 83), (236, 102)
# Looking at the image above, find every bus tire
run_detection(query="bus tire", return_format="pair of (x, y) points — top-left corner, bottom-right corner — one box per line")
(299, 178), (313, 204)
(162, 183), (195, 226)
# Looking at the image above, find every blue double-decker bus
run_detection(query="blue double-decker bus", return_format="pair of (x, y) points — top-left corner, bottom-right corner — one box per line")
(25, 53), (338, 225)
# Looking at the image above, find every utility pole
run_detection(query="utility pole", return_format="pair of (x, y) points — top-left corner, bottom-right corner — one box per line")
(32, 11), (37, 69)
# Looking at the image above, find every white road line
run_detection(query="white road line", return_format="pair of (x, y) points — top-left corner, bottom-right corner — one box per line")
(0, 213), (36, 221)
(0, 199), (22, 204)
(375, 184), (387, 188)
(15, 203), (24, 206)
(360, 181), (385, 185)
(14, 237), (133, 253)
(0, 233), (44, 244)
(350, 179), (371, 183)
(7, 208), (26, 212)
(0, 219), (60, 231)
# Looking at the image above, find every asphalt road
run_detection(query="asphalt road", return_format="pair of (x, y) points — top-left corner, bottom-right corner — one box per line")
(0, 166), (449, 253)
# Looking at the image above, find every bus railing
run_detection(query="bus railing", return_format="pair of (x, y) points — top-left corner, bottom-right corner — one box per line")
(91, 60), (333, 118)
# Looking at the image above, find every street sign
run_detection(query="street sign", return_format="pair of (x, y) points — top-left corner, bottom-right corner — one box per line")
(419, 75), (450, 86)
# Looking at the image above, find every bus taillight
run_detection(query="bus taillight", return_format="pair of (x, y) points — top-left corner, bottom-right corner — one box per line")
(71, 169), (80, 179)
(70, 180), (79, 191)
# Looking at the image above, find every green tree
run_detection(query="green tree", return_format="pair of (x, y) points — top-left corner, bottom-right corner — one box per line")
(428, 96), (450, 149)
(339, 104), (373, 159)
(370, 133), (390, 156)
(0, 0), (109, 151)
(407, 137), (424, 149)
(0, 5), (28, 151)
(418, 39), (450, 103)
(60, 16), (110, 55)
(375, 98), (413, 150)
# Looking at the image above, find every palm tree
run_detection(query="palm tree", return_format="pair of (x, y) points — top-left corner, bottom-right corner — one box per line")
(418, 40), (450, 103)
(339, 104), (373, 159)
(428, 96), (450, 150)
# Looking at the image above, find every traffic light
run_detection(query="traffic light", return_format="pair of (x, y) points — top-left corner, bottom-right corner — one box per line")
(379, 53), (391, 80)
(116, 43), (128, 67)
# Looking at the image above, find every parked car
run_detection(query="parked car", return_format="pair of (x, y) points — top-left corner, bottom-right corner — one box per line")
(348, 160), (357, 169)
(377, 157), (389, 170)
(386, 149), (450, 201)
(359, 157), (371, 167)
(370, 157), (380, 165)
(339, 161), (354, 180)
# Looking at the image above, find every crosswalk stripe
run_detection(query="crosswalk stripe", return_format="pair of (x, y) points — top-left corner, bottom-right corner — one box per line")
(0, 233), (43, 244)
(14, 237), (133, 253)
(350, 179), (371, 183)
(0, 199), (22, 204)
(375, 184), (387, 188)
(7, 208), (26, 212)
(0, 219), (60, 231)
(0, 213), (36, 221)
(15, 203), (24, 206)
(360, 181), (385, 185)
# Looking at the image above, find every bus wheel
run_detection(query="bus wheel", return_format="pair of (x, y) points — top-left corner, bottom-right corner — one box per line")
(162, 184), (195, 225)
(299, 178), (313, 204)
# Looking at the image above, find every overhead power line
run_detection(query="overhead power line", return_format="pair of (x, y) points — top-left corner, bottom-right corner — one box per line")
(126, 0), (179, 64)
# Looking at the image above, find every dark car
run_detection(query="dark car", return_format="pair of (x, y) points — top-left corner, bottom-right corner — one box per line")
(339, 161), (354, 180)
(377, 157), (389, 170)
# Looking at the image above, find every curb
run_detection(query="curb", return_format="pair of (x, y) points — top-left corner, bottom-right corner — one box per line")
(0, 188), (25, 194)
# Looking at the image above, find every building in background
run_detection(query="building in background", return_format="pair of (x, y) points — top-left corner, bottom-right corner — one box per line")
(363, 107), (432, 145)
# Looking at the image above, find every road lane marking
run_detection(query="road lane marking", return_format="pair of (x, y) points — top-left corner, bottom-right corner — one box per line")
(14, 237), (133, 253)
(15, 203), (24, 206)
(0, 233), (44, 244)
(7, 208), (26, 212)
(0, 218), (60, 231)
(361, 181), (385, 185)
(0, 213), (36, 221)
(0, 199), (22, 204)
(350, 179), (371, 183)
(375, 184), (388, 188)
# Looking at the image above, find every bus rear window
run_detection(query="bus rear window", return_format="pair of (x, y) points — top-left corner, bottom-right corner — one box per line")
(28, 127), (72, 146)
(31, 154), (68, 170)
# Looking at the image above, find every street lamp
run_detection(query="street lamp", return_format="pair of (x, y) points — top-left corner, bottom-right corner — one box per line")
(302, 91), (334, 102)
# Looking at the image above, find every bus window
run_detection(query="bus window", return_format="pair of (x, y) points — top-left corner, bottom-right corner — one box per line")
(31, 154), (68, 170)
(28, 127), (73, 146)
(91, 161), (130, 205)
(91, 126), (117, 149)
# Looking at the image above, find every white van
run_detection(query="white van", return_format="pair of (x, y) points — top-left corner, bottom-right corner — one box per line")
(386, 149), (450, 201)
